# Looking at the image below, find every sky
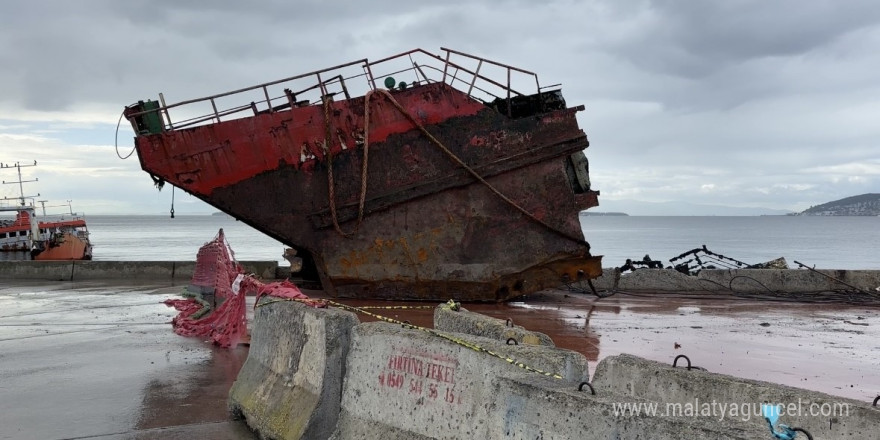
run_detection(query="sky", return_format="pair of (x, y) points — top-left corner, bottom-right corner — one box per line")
(1, 0), (878, 215)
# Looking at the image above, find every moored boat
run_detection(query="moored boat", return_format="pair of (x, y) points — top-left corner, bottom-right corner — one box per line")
(123, 48), (601, 301)
(0, 162), (92, 261)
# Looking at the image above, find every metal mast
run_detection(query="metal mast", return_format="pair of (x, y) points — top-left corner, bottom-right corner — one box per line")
(1, 161), (40, 207)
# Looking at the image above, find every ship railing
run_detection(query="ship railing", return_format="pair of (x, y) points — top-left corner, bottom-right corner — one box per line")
(166, 73), (362, 130)
(364, 47), (547, 118)
(135, 57), (368, 131)
(126, 48), (550, 133)
(1, 196), (37, 209)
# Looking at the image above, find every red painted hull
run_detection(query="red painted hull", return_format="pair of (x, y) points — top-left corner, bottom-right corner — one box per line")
(126, 49), (601, 301)
(34, 232), (92, 261)
(0, 209), (92, 260)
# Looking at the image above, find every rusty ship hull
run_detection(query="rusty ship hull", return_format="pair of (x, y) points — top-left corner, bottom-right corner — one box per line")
(125, 48), (601, 301)
(1, 210), (93, 261)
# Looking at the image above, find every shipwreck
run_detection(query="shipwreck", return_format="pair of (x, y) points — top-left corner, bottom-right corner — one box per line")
(123, 48), (601, 301)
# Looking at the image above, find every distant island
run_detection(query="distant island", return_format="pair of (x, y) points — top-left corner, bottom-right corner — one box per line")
(795, 193), (880, 216)
(580, 211), (629, 216)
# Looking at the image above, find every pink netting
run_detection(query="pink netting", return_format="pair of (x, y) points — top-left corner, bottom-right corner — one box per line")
(164, 228), (321, 348)
(189, 228), (241, 300)
(163, 280), (248, 347)
(163, 229), (248, 347)
(254, 279), (312, 304)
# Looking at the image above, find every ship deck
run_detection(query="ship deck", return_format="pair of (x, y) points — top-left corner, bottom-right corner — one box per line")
(2, 280), (877, 438)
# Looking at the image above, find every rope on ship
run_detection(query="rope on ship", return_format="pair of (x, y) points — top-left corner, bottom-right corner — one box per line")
(114, 110), (136, 160)
(256, 297), (566, 380)
(322, 95), (370, 236)
(320, 88), (590, 249)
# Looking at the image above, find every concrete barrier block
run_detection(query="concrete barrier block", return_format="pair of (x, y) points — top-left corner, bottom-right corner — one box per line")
(434, 303), (555, 346)
(331, 322), (589, 439)
(486, 375), (768, 439)
(228, 298), (359, 440)
(592, 354), (880, 438)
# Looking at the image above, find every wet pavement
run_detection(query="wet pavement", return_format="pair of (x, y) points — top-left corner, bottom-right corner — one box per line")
(0, 281), (257, 440)
(2, 282), (878, 439)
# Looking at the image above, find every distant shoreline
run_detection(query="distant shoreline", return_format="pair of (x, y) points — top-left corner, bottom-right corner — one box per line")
(580, 211), (629, 216)
(42, 213), (878, 217)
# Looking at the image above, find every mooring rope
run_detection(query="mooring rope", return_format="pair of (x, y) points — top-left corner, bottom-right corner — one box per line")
(374, 89), (589, 248)
(321, 88), (589, 249)
(322, 94), (371, 237)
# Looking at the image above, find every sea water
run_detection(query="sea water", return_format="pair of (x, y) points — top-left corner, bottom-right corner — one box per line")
(84, 214), (880, 270)
(580, 215), (880, 270)
(87, 215), (287, 263)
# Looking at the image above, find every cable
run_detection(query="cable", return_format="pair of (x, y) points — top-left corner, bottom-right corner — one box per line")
(371, 89), (589, 248)
(114, 111), (136, 160)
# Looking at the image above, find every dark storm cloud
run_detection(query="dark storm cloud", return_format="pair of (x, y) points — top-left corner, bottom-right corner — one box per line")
(582, 0), (880, 111)
(607, 1), (880, 76)
(2, 0), (877, 111)
(0, 0), (444, 111)
(1, 0), (569, 114)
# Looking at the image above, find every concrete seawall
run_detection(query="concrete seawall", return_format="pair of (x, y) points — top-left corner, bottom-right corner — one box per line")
(0, 260), (278, 281)
(227, 298), (880, 439)
(4, 262), (876, 298)
(592, 268), (880, 293)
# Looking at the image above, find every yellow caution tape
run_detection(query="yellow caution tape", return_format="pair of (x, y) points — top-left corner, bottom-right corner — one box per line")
(256, 297), (563, 379)
(323, 299), (563, 379)
(348, 305), (434, 310)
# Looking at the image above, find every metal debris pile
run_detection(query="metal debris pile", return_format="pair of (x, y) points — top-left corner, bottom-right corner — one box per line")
(617, 245), (789, 276)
